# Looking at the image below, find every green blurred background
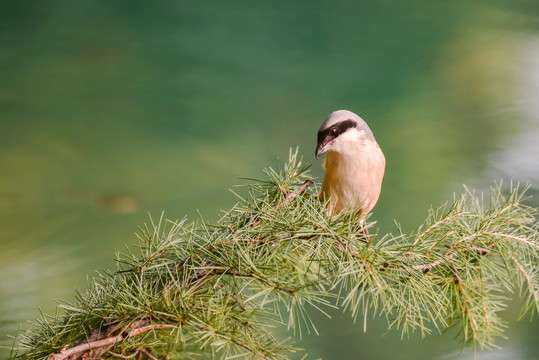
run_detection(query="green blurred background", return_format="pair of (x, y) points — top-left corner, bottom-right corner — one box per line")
(1, 1), (539, 359)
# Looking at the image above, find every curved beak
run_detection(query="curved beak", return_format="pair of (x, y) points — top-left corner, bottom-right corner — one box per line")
(315, 141), (329, 159)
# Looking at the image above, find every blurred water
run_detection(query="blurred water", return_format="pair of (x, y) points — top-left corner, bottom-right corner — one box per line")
(1, 1), (539, 359)
(485, 37), (539, 185)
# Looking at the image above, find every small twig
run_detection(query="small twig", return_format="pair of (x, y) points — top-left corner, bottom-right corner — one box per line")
(414, 243), (457, 272)
(129, 324), (178, 337)
(222, 269), (298, 295)
(228, 336), (272, 360)
(107, 348), (142, 359)
(50, 336), (124, 360)
(333, 236), (383, 289)
(139, 250), (166, 284)
(282, 180), (312, 206)
(414, 212), (463, 244)
(364, 260), (383, 289)
(470, 243), (496, 256)
(179, 262), (299, 297)
(49, 324), (178, 360)
(413, 232), (498, 273)
(188, 323), (272, 360)
(180, 260), (213, 288)
(139, 347), (160, 360)
(512, 256), (539, 303)
(452, 264), (479, 340)
(215, 284), (248, 311)
(490, 232), (539, 249)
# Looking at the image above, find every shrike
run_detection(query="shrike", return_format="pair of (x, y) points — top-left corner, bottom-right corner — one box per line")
(315, 110), (385, 236)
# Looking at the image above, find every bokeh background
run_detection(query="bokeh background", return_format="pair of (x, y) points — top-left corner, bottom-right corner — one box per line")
(1, 1), (539, 359)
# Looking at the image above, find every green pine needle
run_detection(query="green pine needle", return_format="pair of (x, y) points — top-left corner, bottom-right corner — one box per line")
(9, 148), (539, 360)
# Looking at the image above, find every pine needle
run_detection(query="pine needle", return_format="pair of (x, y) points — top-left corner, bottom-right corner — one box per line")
(9, 149), (539, 360)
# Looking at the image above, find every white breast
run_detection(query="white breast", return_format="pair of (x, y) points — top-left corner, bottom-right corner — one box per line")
(321, 139), (385, 216)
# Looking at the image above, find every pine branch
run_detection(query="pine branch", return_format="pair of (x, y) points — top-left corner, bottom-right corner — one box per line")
(9, 149), (539, 360)
(49, 324), (178, 360)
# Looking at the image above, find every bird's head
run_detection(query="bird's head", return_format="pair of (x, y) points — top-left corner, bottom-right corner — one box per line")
(315, 110), (376, 159)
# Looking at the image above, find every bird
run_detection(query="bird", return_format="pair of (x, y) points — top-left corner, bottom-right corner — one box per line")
(315, 110), (385, 238)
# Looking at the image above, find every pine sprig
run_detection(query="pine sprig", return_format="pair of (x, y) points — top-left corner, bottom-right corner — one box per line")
(9, 149), (539, 360)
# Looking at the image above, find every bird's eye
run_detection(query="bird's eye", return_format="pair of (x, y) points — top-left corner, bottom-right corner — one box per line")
(330, 128), (337, 136)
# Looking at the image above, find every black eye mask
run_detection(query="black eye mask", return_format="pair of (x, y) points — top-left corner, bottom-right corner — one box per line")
(317, 119), (356, 145)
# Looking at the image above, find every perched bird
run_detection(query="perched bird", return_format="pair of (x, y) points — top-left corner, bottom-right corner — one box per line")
(315, 110), (385, 236)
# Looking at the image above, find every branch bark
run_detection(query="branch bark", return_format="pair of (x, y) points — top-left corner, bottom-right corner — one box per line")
(49, 324), (178, 360)
(281, 180), (313, 206)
